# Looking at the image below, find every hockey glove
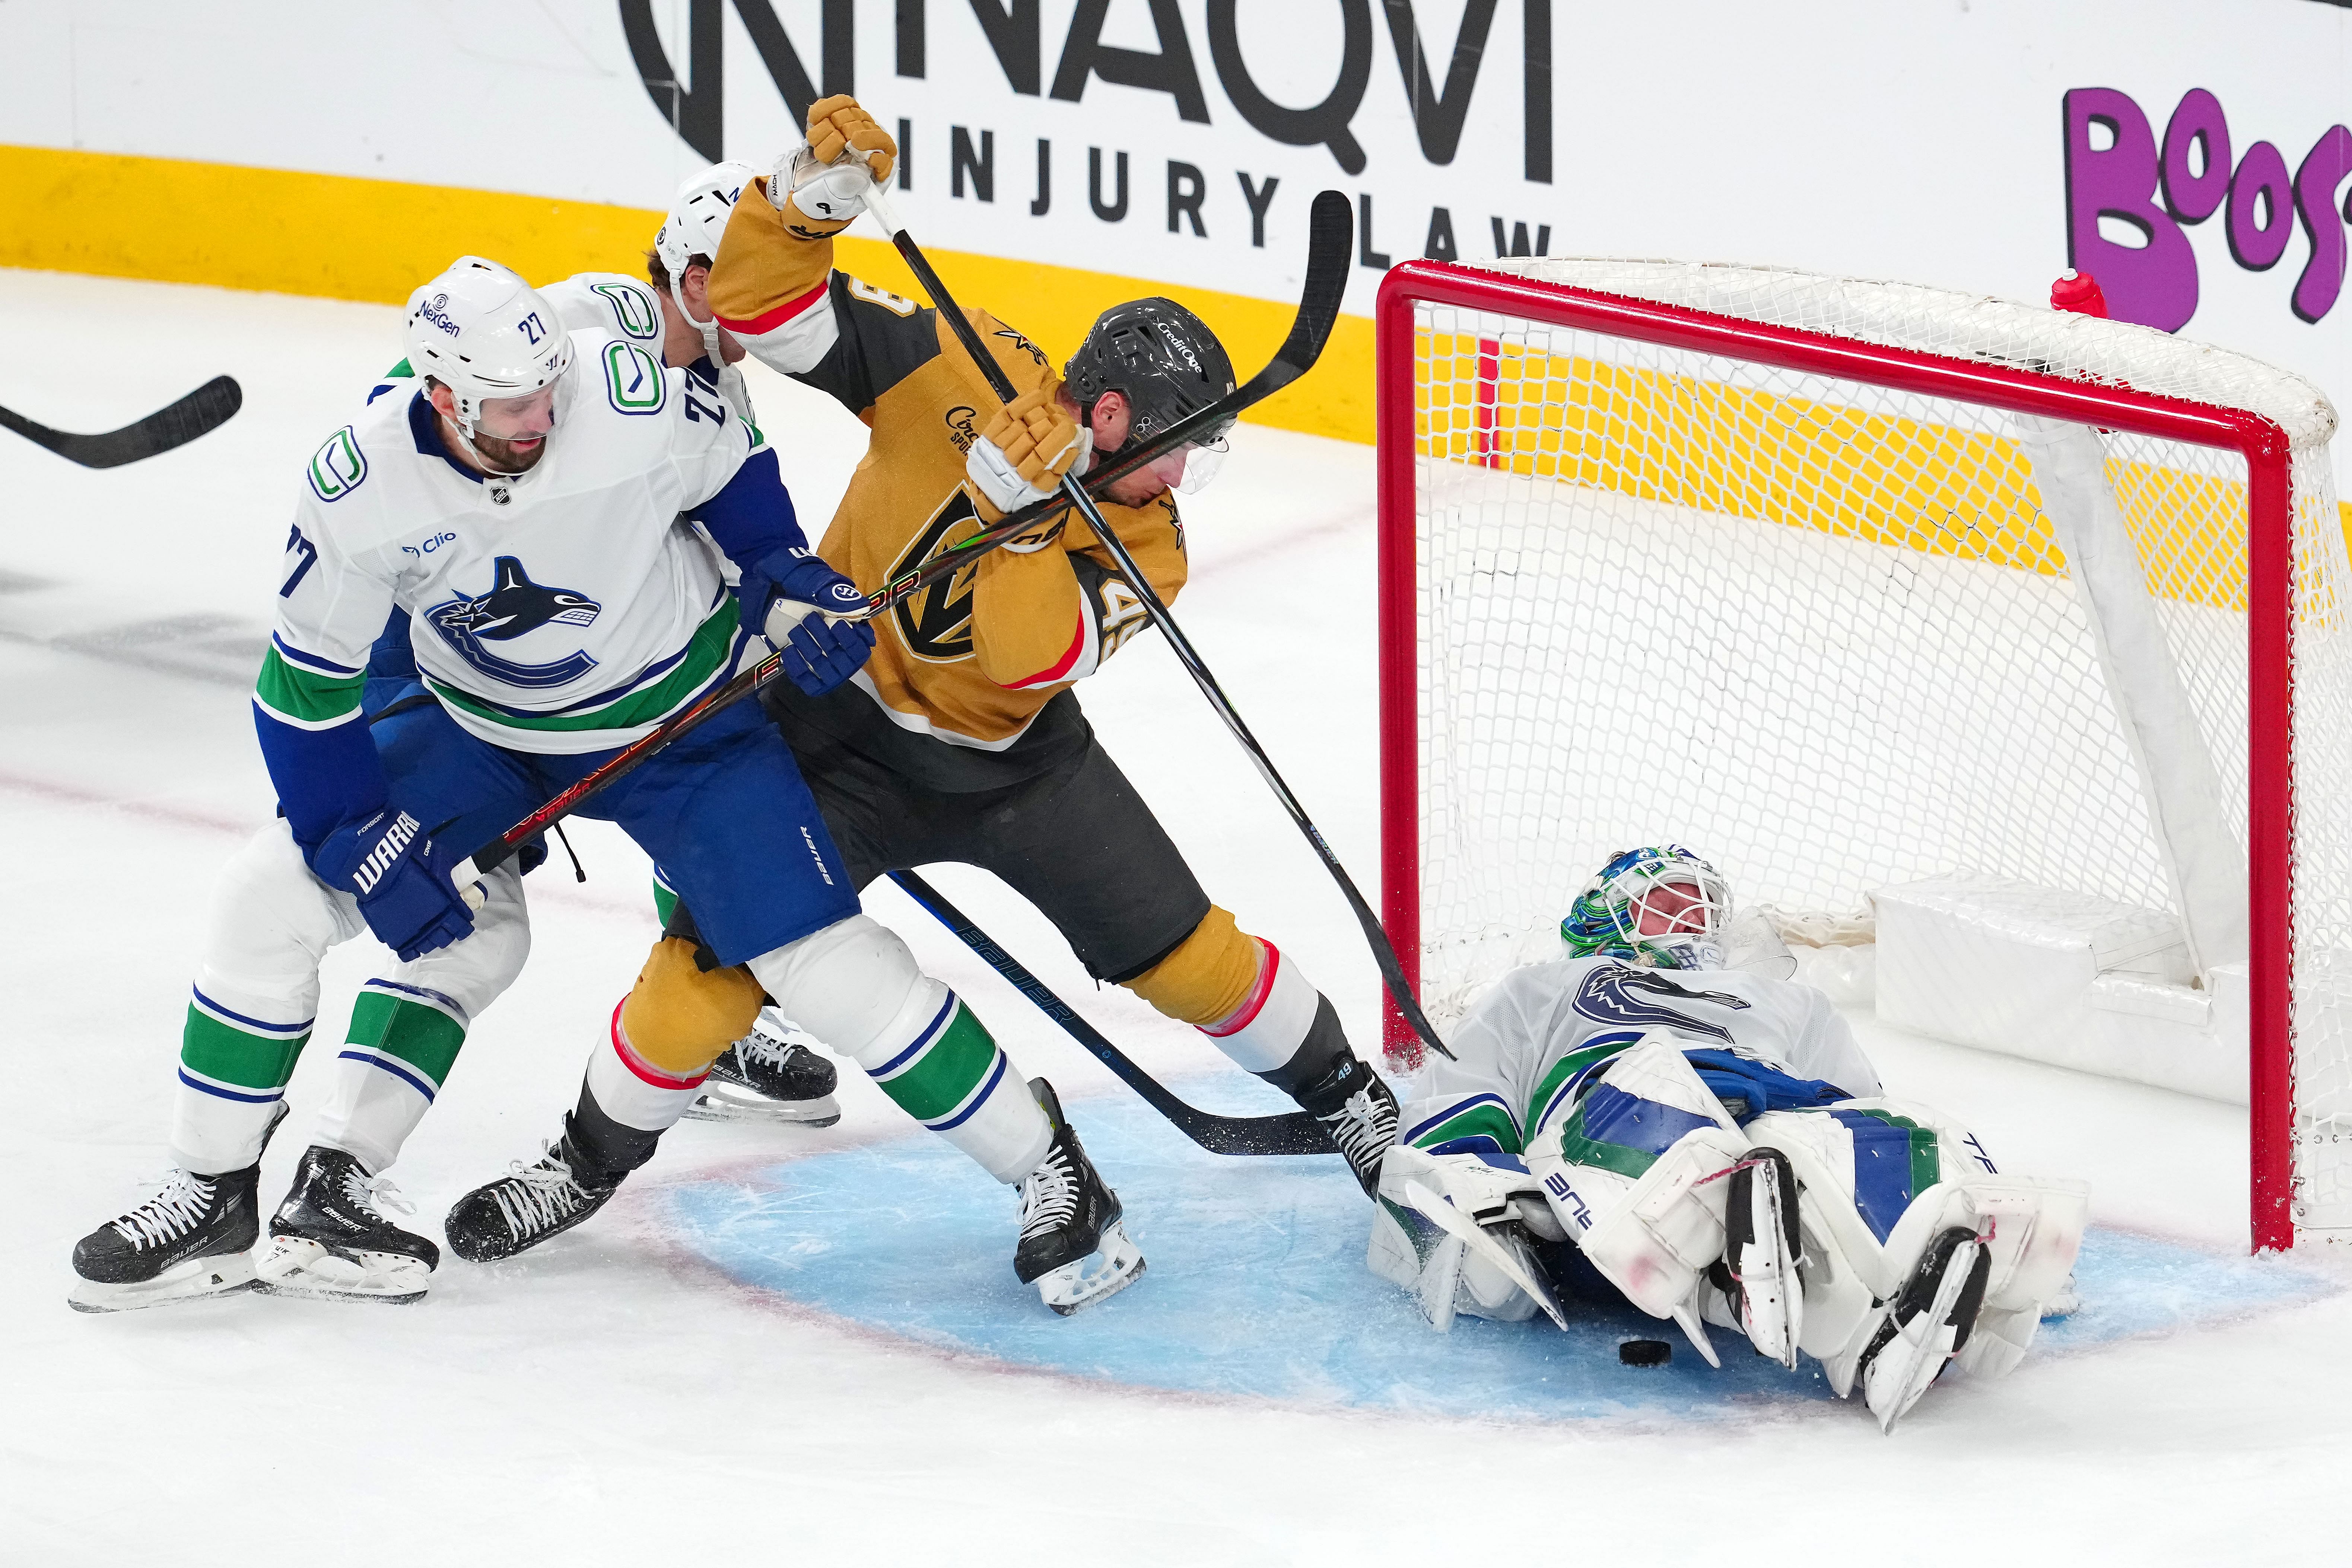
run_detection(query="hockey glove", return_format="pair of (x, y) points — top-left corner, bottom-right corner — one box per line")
(311, 805), (479, 961)
(772, 95), (897, 232)
(739, 548), (877, 697)
(966, 389), (1090, 528)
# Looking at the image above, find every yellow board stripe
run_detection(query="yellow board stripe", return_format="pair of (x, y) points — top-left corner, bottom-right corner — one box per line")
(0, 143), (1372, 446)
(1417, 332), (2317, 613)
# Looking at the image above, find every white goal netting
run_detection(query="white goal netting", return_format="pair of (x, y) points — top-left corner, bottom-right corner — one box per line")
(1395, 257), (2352, 1242)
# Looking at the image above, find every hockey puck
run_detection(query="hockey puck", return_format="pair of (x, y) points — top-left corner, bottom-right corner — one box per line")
(1618, 1338), (1672, 1367)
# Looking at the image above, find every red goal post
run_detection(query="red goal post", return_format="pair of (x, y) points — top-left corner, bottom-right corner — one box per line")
(1374, 257), (2333, 1253)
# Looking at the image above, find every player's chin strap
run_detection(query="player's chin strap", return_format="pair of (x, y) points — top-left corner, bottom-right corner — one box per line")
(668, 277), (755, 423)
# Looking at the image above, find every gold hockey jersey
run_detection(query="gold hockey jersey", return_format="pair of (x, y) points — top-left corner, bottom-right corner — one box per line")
(710, 183), (1184, 788)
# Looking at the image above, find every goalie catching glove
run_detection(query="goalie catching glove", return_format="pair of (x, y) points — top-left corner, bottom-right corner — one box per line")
(770, 94), (898, 236)
(965, 388), (1090, 532)
(739, 547), (876, 697)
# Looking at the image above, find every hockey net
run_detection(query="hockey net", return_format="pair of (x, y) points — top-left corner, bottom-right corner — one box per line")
(1374, 257), (2352, 1250)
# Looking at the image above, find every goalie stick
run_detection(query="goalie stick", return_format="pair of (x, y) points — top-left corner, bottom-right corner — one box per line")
(888, 870), (1334, 1157)
(455, 198), (1351, 877)
(0, 376), (242, 469)
(861, 182), (1455, 1065)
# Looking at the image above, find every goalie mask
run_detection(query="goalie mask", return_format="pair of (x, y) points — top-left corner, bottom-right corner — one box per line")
(1561, 846), (1733, 970)
(1062, 297), (1236, 493)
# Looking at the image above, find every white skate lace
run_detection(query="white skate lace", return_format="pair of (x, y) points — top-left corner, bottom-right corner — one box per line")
(488, 1144), (593, 1239)
(1017, 1149), (1081, 1240)
(337, 1166), (416, 1221)
(111, 1170), (218, 1250)
(734, 1026), (802, 1072)
(1318, 1087), (1398, 1171)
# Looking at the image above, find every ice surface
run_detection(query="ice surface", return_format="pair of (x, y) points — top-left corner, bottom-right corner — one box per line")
(7, 271), (2352, 1565)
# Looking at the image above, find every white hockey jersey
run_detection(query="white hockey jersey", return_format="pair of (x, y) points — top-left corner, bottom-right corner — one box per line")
(258, 325), (762, 756)
(538, 273), (666, 348)
(1401, 957), (1883, 1158)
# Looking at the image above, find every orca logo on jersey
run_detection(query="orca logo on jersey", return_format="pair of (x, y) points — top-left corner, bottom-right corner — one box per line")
(1569, 963), (1749, 1043)
(885, 492), (983, 663)
(423, 556), (602, 689)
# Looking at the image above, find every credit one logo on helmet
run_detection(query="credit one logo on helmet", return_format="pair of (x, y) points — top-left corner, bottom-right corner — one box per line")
(418, 293), (463, 337)
(2063, 87), (2352, 330)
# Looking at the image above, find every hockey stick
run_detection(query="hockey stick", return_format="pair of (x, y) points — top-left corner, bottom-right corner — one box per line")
(862, 183), (1454, 1063)
(888, 870), (1335, 1157)
(0, 376), (242, 469)
(455, 208), (1353, 877)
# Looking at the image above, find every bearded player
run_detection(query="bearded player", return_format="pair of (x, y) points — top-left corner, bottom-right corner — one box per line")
(357, 165), (851, 1124)
(69, 253), (1135, 1317)
(589, 95), (1399, 1198)
(1369, 846), (2088, 1432)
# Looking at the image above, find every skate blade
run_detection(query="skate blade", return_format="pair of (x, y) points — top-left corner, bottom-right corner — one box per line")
(1865, 1240), (1982, 1434)
(252, 1237), (430, 1305)
(69, 1251), (258, 1314)
(1037, 1219), (1147, 1317)
(680, 1087), (842, 1126)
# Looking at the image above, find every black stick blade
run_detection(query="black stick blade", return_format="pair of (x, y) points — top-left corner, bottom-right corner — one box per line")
(0, 375), (244, 469)
(1272, 189), (1354, 382)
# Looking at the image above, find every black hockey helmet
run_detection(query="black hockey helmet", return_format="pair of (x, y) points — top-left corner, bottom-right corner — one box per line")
(1062, 298), (1236, 448)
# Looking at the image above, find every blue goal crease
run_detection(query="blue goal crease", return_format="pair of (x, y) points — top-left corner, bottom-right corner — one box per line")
(661, 1098), (2342, 1425)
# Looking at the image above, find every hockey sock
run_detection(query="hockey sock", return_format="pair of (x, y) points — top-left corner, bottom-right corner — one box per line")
(311, 982), (468, 1174)
(172, 985), (311, 1174)
(746, 914), (1052, 1182)
(860, 986), (1050, 1183)
(1126, 908), (1354, 1088)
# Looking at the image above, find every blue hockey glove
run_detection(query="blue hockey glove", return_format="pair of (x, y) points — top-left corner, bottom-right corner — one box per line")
(311, 805), (478, 961)
(739, 547), (875, 697)
(775, 610), (877, 697)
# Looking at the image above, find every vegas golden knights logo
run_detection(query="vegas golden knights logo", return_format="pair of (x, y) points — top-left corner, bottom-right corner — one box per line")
(887, 490), (984, 662)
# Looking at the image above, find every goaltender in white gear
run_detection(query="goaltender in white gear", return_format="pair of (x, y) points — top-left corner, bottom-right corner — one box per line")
(1368, 845), (2088, 1432)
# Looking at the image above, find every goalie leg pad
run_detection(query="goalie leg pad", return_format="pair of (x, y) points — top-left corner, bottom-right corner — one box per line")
(1526, 1036), (1747, 1320)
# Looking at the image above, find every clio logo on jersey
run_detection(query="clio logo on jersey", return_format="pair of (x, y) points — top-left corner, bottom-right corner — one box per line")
(423, 555), (601, 690)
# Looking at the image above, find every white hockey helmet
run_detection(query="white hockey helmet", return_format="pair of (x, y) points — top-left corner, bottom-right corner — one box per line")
(403, 257), (572, 432)
(655, 160), (760, 282)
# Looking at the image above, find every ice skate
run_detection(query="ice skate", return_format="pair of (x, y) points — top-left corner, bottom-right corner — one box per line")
(1859, 1225), (1992, 1433)
(1715, 1145), (1805, 1368)
(69, 1101), (286, 1313)
(1295, 1053), (1399, 1198)
(1014, 1079), (1144, 1315)
(254, 1145), (438, 1304)
(69, 1164), (266, 1313)
(444, 1118), (624, 1263)
(681, 1013), (841, 1125)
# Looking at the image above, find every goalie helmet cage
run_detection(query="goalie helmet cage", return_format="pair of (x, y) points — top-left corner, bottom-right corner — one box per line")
(1374, 256), (2352, 1253)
